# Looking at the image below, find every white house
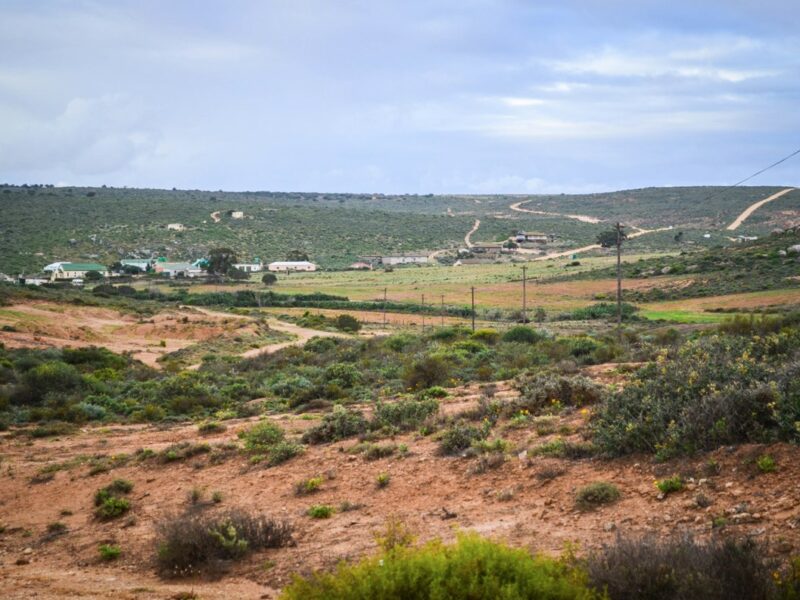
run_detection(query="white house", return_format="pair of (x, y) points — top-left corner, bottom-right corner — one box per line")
(153, 258), (205, 278)
(120, 258), (153, 272)
(167, 223), (185, 231)
(268, 261), (317, 272)
(381, 254), (429, 266)
(43, 262), (110, 280)
(233, 258), (263, 273)
(515, 231), (550, 244)
(230, 211), (244, 219)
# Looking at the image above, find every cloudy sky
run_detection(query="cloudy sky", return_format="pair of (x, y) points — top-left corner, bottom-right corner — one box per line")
(1, 0), (798, 193)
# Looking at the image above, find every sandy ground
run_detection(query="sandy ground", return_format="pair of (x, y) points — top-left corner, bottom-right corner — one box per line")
(1, 379), (799, 599)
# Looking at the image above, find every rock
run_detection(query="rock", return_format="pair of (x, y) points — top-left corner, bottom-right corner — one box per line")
(656, 492), (666, 501)
(661, 266), (672, 274)
(775, 541), (794, 554)
(22, 548), (32, 555)
(603, 522), (616, 532)
(15, 558), (29, 566)
(787, 245), (800, 254)
(779, 250), (788, 257)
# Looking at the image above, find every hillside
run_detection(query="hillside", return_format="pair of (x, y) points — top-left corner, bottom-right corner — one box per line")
(2, 184), (799, 275)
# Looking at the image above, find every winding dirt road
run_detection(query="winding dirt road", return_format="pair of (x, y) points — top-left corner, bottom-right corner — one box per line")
(726, 188), (796, 231)
(509, 200), (602, 224)
(183, 307), (349, 369)
(464, 219), (481, 248)
(517, 225), (674, 261)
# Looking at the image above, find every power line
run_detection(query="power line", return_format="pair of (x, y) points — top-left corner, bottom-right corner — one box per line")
(701, 145), (800, 204)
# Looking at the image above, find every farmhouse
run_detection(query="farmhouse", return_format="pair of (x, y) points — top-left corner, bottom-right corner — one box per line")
(230, 210), (244, 219)
(43, 262), (110, 280)
(233, 258), (263, 273)
(166, 223), (185, 231)
(380, 253), (429, 266)
(268, 261), (317, 272)
(120, 259), (153, 272)
(515, 231), (550, 244)
(153, 258), (205, 278)
(470, 243), (504, 256)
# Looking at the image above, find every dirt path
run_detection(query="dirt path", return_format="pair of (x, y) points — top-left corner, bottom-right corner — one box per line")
(210, 211), (221, 223)
(182, 306), (350, 368)
(514, 225), (674, 260)
(464, 219), (481, 248)
(726, 188), (796, 231)
(509, 200), (603, 224)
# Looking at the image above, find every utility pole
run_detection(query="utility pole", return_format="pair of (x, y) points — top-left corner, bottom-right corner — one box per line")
(382, 287), (387, 327)
(615, 222), (623, 343)
(421, 294), (425, 332)
(471, 286), (476, 332)
(521, 265), (527, 324)
(441, 295), (445, 327)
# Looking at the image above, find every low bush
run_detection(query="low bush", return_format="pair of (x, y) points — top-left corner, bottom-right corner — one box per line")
(280, 532), (598, 599)
(98, 544), (121, 561)
(155, 510), (293, 576)
(307, 505), (334, 519)
(94, 479), (134, 520)
(376, 472), (391, 488)
(585, 535), (791, 600)
(514, 372), (606, 415)
(197, 421), (226, 435)
(655, 476), (683, 495)
(438, 420), (489, 455)
(757, 454), (777, 473)
(502, 326), (546, 344)
(301, 405), (368, 444)
(372, 397), (439, 431)
(295, 476), (324, 496)
(575, 482), (620, 510)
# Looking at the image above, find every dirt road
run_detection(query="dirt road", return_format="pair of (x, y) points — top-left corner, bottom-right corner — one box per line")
(464, 219), (481, 248)
(514, 225), (674, 261)
(726, 188), (796, 231)
(509, 200), (602, 224)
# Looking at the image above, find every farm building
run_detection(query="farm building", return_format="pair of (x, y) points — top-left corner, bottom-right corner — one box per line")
(268, 261), (317, 272)
(43, 262), (110, 280)
(120, 259), (153, 271)
(154, 258), (204, 278)
(515, 231), (550, 244)
(470, 243), (504, 256)
(233, 259), (263, 273)
(166, 223), (185, 231)
(229, 210), (244, 219)
(380, 254), (429, 266)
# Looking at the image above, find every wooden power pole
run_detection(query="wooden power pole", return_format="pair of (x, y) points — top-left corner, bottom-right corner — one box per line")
(521, 265), (527, 324)
(615, 222), (623, 343)
(471, 286), (476, 332)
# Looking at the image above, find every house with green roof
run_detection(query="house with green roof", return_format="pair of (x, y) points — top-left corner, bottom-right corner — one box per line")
(43, 261), (110, 280)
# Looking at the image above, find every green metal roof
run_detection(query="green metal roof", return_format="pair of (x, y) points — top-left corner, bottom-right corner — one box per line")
(59, 263), (107, 271)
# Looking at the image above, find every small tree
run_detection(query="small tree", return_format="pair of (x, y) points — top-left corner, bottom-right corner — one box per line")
(227, 267), (249, 281)
(262, 273), (277, 286)
(85, 270), (103, 281)
(207, 248), (238, 277)
(334, 314), (361, 333)
(596, 224), (627, 341)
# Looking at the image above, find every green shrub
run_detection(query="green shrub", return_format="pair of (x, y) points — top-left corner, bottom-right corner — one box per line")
(372, 397), (439, 431)
(592, 331), (800, 458)
(198, 421), (226, 435)
(280, 533), (598, 599)
(95, 497), (131, 520)
(98, 544), (121, 561)
(514, 372), (605, 415)
(295, 476), (324, 496)
(575, 482), (620, 510)
(402, 355), (450, 390)
(308, 505), (334, 519)
(655, 476), (683, 495)
(239, 421), (286, 451)
(438, 420), (489, 455)
(333, 314), (361, 333)
(265, 440), (304, 466)
(156, 510), (293, 576)
(502, 326), (545, 344)
(157, 442), (210, 463)
(756, 454), (777, 473)
(302, 405), (368, 444)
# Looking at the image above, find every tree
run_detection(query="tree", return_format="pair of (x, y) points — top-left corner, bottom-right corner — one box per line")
(597, 223), (628, 342)
(227, 267), (249, 280)
(334, 314), (361, 333)
(85, 270), (103, 281)
(286, 249), (309, 262)
(262, 273), (277, 286)
(207, 248), (238, 277)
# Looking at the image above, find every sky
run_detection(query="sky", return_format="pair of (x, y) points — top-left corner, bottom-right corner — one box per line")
(0, 0), (798, 194)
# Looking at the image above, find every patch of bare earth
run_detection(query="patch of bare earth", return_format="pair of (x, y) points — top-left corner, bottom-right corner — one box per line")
(1, 380), (799, 599)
